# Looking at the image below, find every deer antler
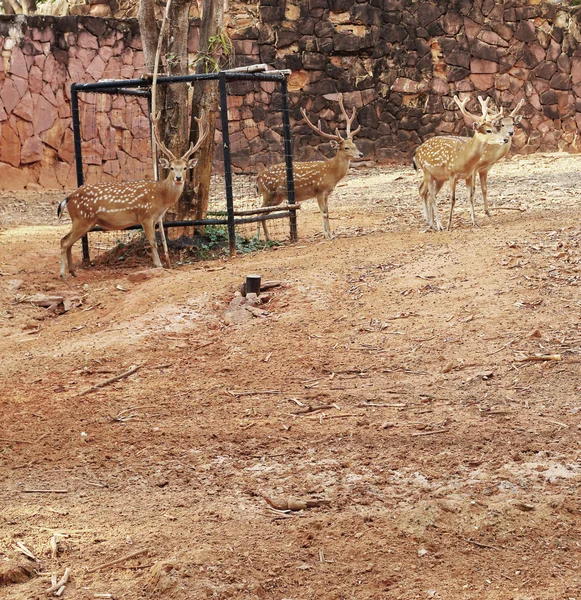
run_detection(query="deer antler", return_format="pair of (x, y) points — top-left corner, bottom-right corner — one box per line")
(151, 112), (177, 161)
(509, 98), (525, 118)
(478, 95), (506, 121)
(337, 94), (361, 139)
(454, 95), (484, 123)
(181, 109), (209, 160)
(300, 107), (343, 141)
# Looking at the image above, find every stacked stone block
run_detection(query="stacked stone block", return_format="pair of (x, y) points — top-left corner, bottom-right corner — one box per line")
(1, 1), (581, 189)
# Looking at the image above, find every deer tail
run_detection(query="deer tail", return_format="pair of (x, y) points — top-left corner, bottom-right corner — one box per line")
(57, 197), (69, 219)
(412, 155), (418, 171)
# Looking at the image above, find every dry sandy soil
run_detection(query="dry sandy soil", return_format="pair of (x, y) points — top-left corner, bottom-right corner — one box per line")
(1, 153), (581, 599)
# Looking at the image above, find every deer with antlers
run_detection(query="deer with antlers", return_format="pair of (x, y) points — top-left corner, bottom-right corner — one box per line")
(58, 111), (208, 279)
(413, 99), (509, 231)
(456, 95), (524, 217)
(256, 95), (363, 241)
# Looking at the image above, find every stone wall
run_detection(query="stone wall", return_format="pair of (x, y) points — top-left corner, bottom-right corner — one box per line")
(0, 15), (148, 188)
(259, 0), (581, 163)
(1, 1), (581, 190)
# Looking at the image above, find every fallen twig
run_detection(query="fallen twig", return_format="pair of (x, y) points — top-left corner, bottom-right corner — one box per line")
(15, 541), (37, 560)
(515, 354), (562, 362)
(292, 404), (339, 415)
(289, 398), (305, 407)
(466, 538), (502, 550)
(22, 489), (68, 494)
(359, 402), (407, 408)
(86, 549), (149, 574)
(226, 389), (282, 397)
(263, 496), (331, 511)
(411, 429), (449, 437)
(487, 338), (516, 356)
(494, 206), (526, 212)
(50, 534), (64, 559)
(46, 567), (70, 594)
(312, 413), (359, 420)
(542, 418), (569, 429)
(76, 365), (141, 397)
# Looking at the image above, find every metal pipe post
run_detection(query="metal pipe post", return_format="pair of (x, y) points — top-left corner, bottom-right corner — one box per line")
(280, 78), (297, 242)
(218, 72), (237, 257)
(70, 85), (90, 262)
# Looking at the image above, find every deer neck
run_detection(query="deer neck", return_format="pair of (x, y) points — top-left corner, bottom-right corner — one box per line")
(462, 133), (490, 171)
(160, 173), (186, 207)
(327, 149), (350, 183)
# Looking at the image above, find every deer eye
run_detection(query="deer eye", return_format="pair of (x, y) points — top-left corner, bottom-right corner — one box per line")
(486, 129), (492, 133)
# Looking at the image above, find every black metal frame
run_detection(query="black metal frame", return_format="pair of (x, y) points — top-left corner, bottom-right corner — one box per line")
(70, 70), (297, 262)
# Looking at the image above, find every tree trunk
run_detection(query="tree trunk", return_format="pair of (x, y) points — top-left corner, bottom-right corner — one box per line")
(165, 0), (191, 162)
(185, 0), (225, 227)
(2, 0), (20, 14)
(138, 0), (166, 120)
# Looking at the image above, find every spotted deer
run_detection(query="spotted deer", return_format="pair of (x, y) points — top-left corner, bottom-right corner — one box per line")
(456, 95), (524, 217)
(413, 101), (509, 231)
(256, 95), (363, 241)
(57, 112), (208, 279)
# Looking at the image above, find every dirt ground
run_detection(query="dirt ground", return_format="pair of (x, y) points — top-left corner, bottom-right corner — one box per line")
(1, 153), (581, 600)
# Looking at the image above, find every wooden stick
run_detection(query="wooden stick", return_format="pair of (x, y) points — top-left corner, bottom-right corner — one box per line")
(226, 389), (282, 397)
(292, 404), (337, 415)
(516, 354), (562, 362)
(76, 365), (140, 397)
(487, 338), (516, 356)
(359, 402), (407, 408)
(15, 541), (37, 560)
(233, 204), (301, 216)
(316, 413), (359, 420)
(466, 538), (502, 550)
(494, 206), (526, 212)
(86, 549), (149, 574)
(46, 567), (71, 593)
(411, 429), (449, 437)
(22, 489), (68, 494)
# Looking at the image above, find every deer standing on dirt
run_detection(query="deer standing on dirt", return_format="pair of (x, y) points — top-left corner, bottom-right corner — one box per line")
(413, 100), (509, 231)
(58, 112), (208, 279)
(457, 96), (524, 217)
(256, 95), (363, 241)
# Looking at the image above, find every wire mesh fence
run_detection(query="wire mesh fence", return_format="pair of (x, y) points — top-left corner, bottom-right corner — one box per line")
(69, 70), (297, 268)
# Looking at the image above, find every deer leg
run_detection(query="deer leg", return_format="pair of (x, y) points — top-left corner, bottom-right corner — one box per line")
(468, 173), (479, 228)
(431, 180), (445, 230)
(157, 217), (171, 268)
(419, 177), (431, 226)
(447, 177), (459, 231)
(261, 218), (271, 242)
(60, 223), (90, 279)
(258, 192), (276, 242)
(428, 179), (443, 231)
(142, 218), (163, 268)
(317, 192), (332, 239)
(479, 170), (491, 216)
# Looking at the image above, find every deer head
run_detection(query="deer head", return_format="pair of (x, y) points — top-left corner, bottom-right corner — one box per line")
(455, 95), (524, 138)
(300, 95), (363, 161)
(151, 110), (209, 186)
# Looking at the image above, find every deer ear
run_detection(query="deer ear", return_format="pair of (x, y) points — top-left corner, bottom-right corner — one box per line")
(187, 158), (198, 169)
(159, 157), (170, 168)
(330, 140), (340, 149)
(513, 115), (523, 124)
(472, 121), (480, 131)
